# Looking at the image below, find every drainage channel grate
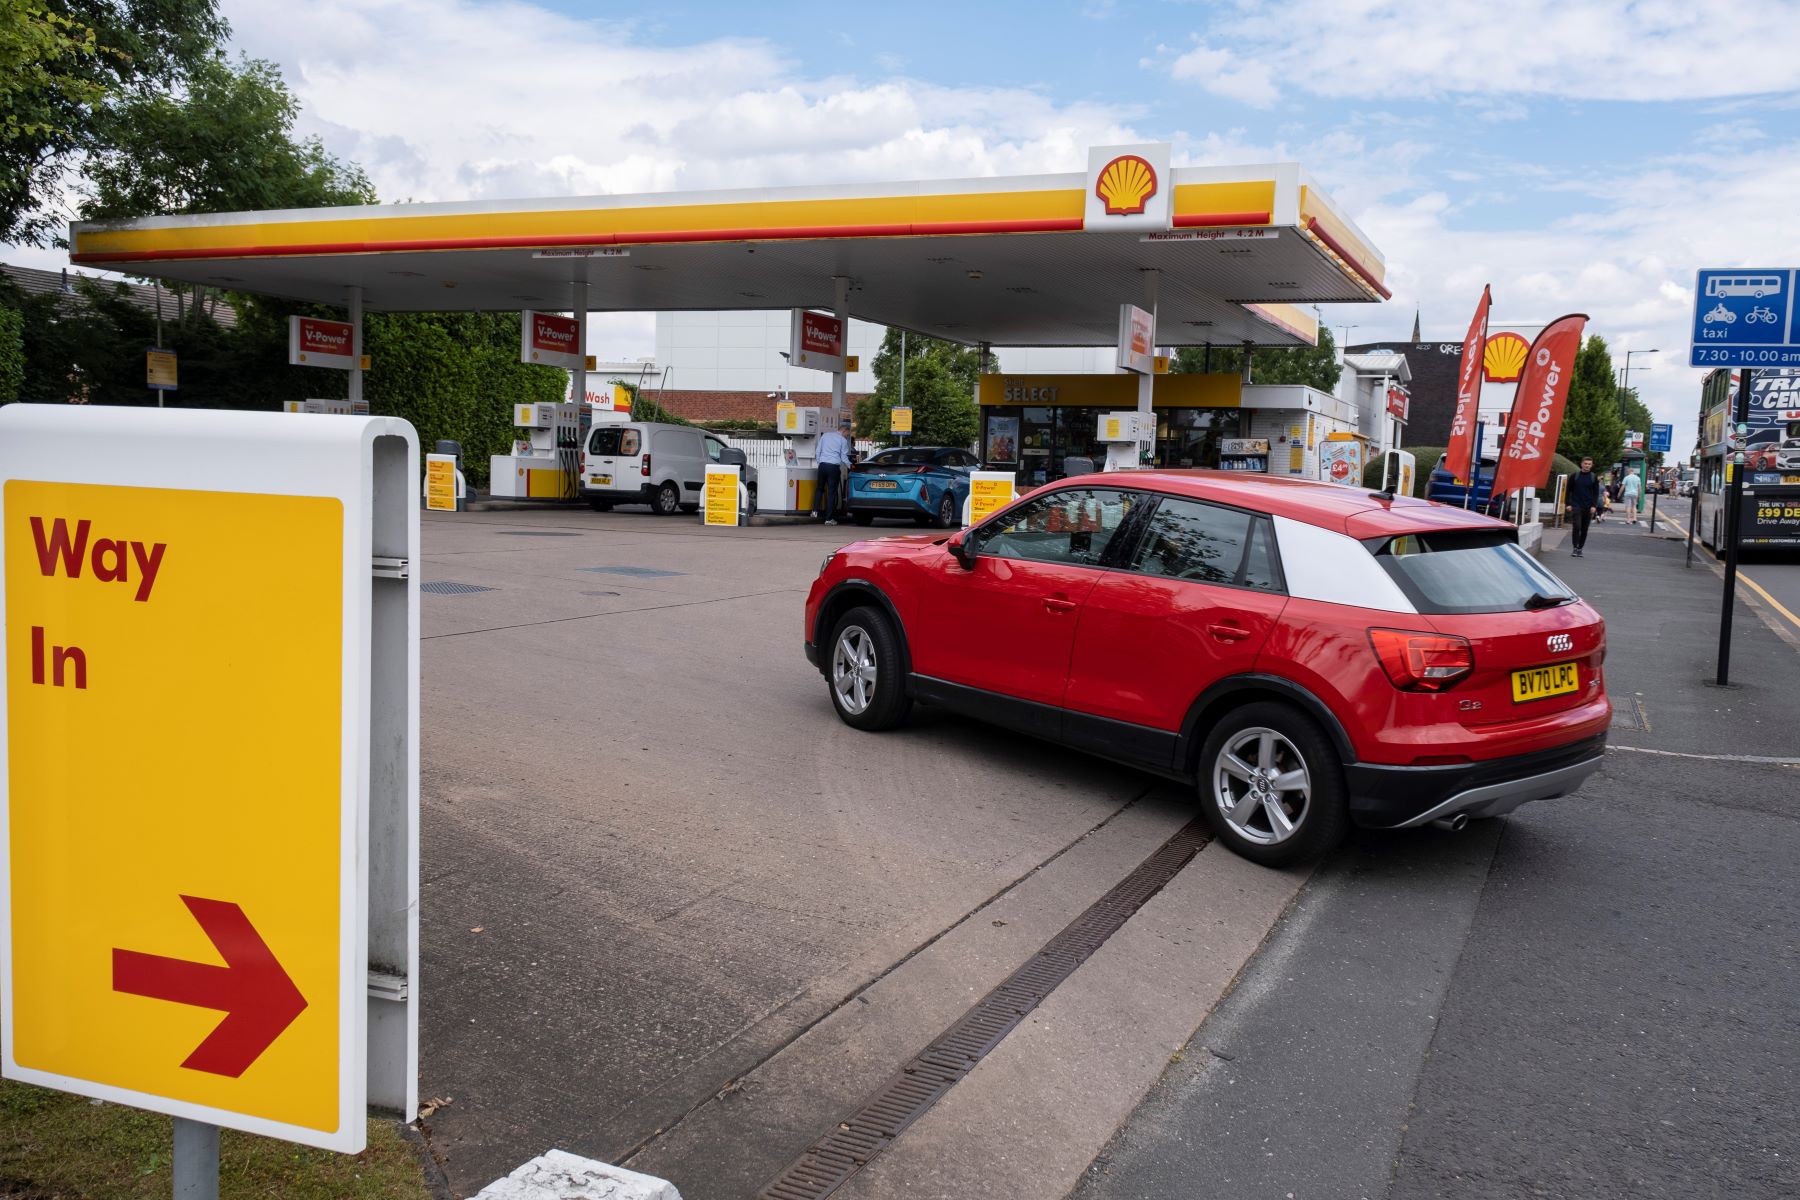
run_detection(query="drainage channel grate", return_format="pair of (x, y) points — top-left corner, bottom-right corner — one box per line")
(1611, 697), (1651, 732)
(581, 565), (685, 578)
(757, 817), (1211, 1200)
(420, 581), (496, 595)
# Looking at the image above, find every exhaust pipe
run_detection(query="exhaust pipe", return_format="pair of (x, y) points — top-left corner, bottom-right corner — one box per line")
(1430, 813), (1470, 833)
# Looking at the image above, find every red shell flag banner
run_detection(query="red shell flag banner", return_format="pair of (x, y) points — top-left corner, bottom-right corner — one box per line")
(1445, 286), (1491, 485)
(1490, 313), (1590, 495)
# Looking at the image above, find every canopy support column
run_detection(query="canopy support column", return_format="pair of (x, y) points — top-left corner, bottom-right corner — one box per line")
(1139, 269), (1159, 468)
(831, 275), (849, 419)
(347, 285), (364, 404)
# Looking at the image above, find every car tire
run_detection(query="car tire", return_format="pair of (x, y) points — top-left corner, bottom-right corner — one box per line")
(1197, 701), (1347, 866)
(588, 500), (612, 512)
(850, 511), (875, 526)
(652, 481), (681, 515)
(826, 605), (911, 731)
(935, 493), (959, 529)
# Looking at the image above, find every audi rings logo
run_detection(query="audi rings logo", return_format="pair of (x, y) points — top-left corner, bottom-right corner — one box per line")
(1547, 632), (1573, 653)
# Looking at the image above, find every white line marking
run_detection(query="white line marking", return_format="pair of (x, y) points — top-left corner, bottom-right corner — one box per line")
(1611, 745), (1800, 767)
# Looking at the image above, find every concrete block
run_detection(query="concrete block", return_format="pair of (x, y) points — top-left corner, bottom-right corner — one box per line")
(474, 1150), (683, 1200)
(1518, 520), (1544, 552)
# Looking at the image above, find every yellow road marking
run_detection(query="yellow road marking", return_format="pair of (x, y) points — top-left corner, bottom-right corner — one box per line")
(1655, 508), (1800, 637)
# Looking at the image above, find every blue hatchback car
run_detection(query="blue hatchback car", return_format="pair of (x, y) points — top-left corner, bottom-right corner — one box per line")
(846, 446), (978, 528)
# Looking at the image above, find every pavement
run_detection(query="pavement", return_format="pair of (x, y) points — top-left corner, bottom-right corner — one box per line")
(1074, 512), (1800, 1200)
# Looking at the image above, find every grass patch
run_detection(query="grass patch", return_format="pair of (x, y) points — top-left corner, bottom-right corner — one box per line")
(0, 1080), (430, 1199)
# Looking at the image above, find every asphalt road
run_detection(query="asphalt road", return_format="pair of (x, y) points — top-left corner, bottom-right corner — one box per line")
(1076, 515), (1800, 1200)
(409, 506), (1307, 1198)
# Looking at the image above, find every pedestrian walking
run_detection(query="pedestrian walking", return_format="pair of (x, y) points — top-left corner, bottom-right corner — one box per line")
(1622, 469), (1642, 525)
(1567, 458), (1601, 557)
(816, 416), (853, 525)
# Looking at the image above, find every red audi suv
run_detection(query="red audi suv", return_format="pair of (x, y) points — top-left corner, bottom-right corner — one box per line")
(803, 471), (1610, 866)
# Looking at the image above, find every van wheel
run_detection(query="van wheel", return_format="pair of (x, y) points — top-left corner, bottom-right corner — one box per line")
(827, 605), (911, 730)
(652, 482), (681, 515)
(1198, 701), (1347, 866)
(588, 500), (612, 512)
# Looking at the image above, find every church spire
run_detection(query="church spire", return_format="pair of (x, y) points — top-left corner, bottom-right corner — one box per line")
(1410, 305), (1421, 345)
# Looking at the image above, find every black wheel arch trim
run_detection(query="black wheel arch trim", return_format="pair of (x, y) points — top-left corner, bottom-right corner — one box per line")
(813, 579), (913, 677)
(1175, 673), (1357, 771)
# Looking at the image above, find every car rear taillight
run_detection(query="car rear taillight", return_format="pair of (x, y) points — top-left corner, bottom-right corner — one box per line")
(641, 453), (652, 478)
(1368, 628), (1474, 692)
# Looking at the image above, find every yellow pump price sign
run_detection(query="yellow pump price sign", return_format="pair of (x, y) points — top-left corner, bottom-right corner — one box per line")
(703, 465), (740, 527)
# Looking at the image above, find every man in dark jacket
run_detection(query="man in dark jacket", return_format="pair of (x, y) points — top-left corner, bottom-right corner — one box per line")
(1567, 457), (1601, 557)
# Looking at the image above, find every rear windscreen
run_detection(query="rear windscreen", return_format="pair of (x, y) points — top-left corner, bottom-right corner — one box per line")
(867, 449), (935, 465)
(588, 428), (641, 455)
(1370, 529), (1576, 614)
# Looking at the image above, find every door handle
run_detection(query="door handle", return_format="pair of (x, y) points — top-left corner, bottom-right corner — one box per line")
(1043, 596), (1079, 614)
(1207, 622), (1251, 641)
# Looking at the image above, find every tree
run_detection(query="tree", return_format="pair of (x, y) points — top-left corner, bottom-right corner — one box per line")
(1556, 334), (1626, 467)
(853, 329), (988, 447)
(0, 303), (22, 403)
(1615, 384), (1661, 470)
(1, 0), (226, 244)
(79, 53), (373, 338)
(1172, 327), (1340, 391)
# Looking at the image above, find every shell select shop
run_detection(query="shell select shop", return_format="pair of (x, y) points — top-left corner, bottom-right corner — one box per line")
(978, 373), (1361, 485)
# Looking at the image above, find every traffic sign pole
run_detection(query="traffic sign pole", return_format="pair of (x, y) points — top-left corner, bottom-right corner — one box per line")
(173, 1118), (219, 1200)
(1717, 368), (1753, 685)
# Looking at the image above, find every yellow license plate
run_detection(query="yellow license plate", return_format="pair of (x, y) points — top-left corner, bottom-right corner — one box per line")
(1511, 662), (1579, 703)
(867, 480), (898, 489)
(591, 474), (611, 486)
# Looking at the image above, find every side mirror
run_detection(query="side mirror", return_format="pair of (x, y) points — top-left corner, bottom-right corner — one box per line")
(948, 533), (977, 570)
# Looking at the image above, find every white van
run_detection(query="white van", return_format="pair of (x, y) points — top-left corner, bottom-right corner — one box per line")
(581, 422), (755, 514)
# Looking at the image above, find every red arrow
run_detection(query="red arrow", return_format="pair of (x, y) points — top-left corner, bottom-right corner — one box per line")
(111, 896), (308, 1078)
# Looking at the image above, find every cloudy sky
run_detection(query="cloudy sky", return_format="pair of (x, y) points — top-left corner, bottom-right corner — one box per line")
(32, 0), (1800, 448)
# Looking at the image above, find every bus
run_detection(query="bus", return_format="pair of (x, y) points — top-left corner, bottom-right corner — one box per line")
(1697, 368), (1800, 551)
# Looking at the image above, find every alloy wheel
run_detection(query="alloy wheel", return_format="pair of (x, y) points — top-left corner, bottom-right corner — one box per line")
(1212, 726), (1311, 845)
(832, 625), (877, 715)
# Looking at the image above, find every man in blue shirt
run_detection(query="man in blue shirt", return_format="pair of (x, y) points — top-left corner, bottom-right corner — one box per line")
(816, 416), (853, 525)
(1566, 457), (1600, 557)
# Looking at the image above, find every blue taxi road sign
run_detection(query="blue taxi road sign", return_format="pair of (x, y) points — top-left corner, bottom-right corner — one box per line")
(1649, 424), (1672, 453)
(1692, 269), (1800, 367)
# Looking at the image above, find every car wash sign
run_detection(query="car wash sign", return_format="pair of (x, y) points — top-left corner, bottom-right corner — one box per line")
(1692, 269), (1800, 368)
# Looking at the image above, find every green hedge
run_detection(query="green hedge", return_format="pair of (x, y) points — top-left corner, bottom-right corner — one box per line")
(0, 306), (21, 405)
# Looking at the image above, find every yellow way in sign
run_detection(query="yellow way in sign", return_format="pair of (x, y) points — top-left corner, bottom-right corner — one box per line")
(5, 480), (346, 1133)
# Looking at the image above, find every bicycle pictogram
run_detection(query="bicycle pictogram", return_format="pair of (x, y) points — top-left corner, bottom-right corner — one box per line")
(1747, 305), (1780, 324)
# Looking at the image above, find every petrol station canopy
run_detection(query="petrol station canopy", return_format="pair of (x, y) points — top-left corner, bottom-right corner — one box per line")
(69, 155), (1388, 348)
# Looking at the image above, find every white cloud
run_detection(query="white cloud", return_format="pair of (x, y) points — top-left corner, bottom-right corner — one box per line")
(1157, 0), (1800, 102)
(223, 0), (1141, 206)
(1323, 141), (1800, 453)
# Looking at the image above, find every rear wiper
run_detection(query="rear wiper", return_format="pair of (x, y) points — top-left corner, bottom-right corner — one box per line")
(1523, 592), (1573, 610)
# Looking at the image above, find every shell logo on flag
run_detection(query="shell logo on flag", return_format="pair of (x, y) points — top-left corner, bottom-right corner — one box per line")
(1483, 331), (1530, 382)
(1096, 154), (1158, 216)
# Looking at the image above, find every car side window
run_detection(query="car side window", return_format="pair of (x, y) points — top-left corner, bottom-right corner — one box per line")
(973, 489), (1137, 568)
(703, 436), (726, 461)
(1128, 497), (1281, 591)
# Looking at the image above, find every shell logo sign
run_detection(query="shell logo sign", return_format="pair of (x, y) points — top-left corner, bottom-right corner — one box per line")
(1483, 331), (1530, 382)
(1096, 155), (1158, 216)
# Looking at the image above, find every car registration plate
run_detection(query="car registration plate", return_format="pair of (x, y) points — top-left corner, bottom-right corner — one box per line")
(1511, 661), (1579, 703)
(867, 480), (898, 490)
(591, 474), (611, 486)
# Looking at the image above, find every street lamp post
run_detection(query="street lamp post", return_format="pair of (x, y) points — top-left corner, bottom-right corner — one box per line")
(1620, 349), (1659, 503)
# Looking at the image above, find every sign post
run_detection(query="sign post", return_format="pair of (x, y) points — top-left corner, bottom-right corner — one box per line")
(0, 407), (420, 1186)
(1688, 269), (1800, 683)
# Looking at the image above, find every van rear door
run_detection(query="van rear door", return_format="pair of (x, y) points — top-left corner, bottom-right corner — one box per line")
(586, 426), (642, 492)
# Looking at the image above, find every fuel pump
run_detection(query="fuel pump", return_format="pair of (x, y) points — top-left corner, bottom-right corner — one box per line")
(490, 401), (592, 499)
(1097, 411), (1154, 472)
(762, 406), (824, 515)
